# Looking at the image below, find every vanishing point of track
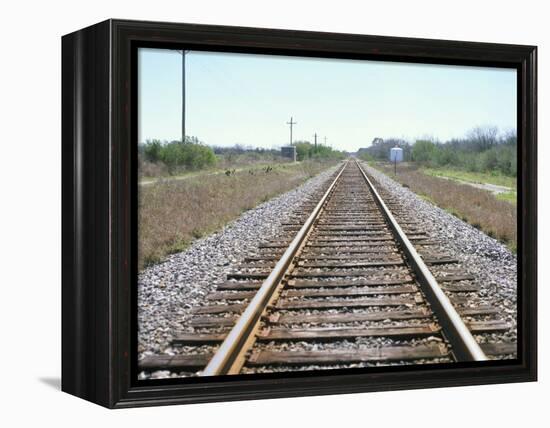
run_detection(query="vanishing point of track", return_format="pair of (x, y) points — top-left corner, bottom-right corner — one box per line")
(141, 160), (515, 376)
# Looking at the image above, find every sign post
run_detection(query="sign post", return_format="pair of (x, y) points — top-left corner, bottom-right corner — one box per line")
(390, 147), (403, 175)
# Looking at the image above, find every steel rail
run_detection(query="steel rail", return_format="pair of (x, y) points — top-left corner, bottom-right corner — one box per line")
(355, 160), (487, 361)
(201, 161), (349, 376)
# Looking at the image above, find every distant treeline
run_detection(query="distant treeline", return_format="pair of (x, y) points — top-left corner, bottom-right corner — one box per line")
(138, 137), (345, 176)
(358, 127), (517, 176)
(211, 144), (282, 166)
(358, 138), (412, 162)
(293, 141), (345, 161)
(211, 144), (280, 156)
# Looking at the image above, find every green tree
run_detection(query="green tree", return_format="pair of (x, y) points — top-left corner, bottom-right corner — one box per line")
(143, 139), (163, 162)
(411, 140), (436, 163)
(142, 137), (217, 172)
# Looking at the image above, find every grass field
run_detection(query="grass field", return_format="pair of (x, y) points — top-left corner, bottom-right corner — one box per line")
(421, 167), (517, 189)
(495, 191), (517, 205)
(138, 161), (336, 270)
(372, 162), (517, 252)
(140, 161), (291, 185)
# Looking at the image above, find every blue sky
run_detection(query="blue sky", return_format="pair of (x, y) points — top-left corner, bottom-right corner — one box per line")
(138, 48), (517, 152)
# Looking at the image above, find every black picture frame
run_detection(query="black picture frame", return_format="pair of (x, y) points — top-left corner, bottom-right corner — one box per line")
(62, 19), (537, 408)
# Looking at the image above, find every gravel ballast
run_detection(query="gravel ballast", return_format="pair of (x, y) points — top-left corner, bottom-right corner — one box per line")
(360, 162), (517, 344)
(137, 165), (339, 370)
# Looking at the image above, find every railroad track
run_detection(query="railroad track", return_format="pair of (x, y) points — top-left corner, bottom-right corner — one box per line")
(140, 160), (516, 377)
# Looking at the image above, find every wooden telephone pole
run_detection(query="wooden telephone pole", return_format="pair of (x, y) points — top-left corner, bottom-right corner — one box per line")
(173, 49), (187, 142)
(181, 50), (186, 142)
(287, 116), (297, 145)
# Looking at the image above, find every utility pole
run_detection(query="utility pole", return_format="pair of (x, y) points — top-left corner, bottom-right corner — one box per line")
(314, 133), (318, 152)
(173, 48), (188, 142)
(181, 50), (186, 143)
(324, 136), (327, 146)
(287, 116), (297, 146)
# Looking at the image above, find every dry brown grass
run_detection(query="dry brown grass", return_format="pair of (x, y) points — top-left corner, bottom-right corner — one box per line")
(373, 162), (517, 251)
(139, 159), (169, 178)
(138, 161), (336, 270)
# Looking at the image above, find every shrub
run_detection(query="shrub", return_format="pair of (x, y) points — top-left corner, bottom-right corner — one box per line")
(411, 140), (436, 162)
(142, 139), (162, 162)
(140, 137), (217, 173)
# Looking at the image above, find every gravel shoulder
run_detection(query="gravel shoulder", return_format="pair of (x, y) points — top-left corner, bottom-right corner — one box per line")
(137, 165), (339, 366)
(361, 162), (517, 344)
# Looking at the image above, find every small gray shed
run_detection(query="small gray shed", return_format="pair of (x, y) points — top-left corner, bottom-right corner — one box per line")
(281, 146), (297, 162)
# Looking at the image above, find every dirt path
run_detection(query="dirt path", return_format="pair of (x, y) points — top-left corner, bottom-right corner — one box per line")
(435, 175), (513, 195)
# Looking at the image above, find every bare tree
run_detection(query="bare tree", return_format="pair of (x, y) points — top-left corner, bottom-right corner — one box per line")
(466, 126), (499, 151)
